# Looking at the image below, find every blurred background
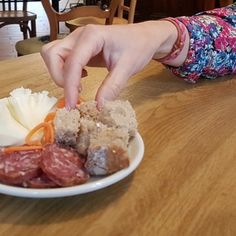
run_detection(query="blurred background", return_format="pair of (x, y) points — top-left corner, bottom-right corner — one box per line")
(0, 0), (234, 60)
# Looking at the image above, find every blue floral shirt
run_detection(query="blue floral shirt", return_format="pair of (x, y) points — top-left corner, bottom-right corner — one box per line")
(167, 3), (236, 82)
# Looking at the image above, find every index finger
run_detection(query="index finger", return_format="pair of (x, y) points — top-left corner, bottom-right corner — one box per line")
(40, 40), (65, 87)
(63, 25), (105, 109)
(40, 27), (85, 88)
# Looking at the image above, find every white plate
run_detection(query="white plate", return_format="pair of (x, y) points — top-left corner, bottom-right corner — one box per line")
(0, 132), (144, 198)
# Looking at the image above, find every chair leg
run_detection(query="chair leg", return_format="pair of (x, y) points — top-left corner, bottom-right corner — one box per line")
(30, 20), (36, 37)
(20, 22), (29, 39)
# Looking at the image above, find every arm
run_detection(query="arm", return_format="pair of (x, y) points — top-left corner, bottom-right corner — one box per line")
(166, 3), (236, 82)
(41, 3), (236, 109)
(41, 21), (188, 109)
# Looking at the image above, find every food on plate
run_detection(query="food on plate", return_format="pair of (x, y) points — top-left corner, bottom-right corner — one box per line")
(0, 144), (88, 188)
(40, 144), (89, 187)
(0, 87), (57, 146)
(54, 108), (81, 147)
(0, 149), (42, 185)
(0, 98), (28, 146)
(25, 172), (58, 189)
(54, 100), (137, 175)
(7, 87), (57, 130)
(0, 88), (138, 188)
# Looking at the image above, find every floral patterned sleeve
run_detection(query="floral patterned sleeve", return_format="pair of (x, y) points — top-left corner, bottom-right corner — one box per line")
(167, 3), (236, 83)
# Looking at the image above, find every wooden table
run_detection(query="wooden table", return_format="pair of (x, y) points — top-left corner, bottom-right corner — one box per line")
(0, 53), (236, 236)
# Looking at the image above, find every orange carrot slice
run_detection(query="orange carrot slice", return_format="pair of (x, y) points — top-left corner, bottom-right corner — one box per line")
(44, 112), (56, 123)
(56, 97), (66, 108)
(25, 123), (48, 146)
(43, 122), (54, 144)
(48, 123), (55, 144)
(4, 113), (56, 154)
(25, 122), (55, 146)
(56, 97), (83, 109)
(4, 145), (43, 154)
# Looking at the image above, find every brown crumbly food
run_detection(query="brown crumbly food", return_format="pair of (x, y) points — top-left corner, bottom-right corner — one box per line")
(54, 100), (137, 175)
(75, 119), (106, 156)
(78, 101), (99, 121)
(89, 126), (129, 150)
(53, 108), (80, 147)
(85, 127), (129, 175)
(86, 145), (129, 176)
(98, 100), (137, 137)
(77, 100), (137, 137)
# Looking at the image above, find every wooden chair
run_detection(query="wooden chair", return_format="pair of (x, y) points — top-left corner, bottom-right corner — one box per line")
(200, 0), (233, 11)
(15, 0), (121, 56)
(66, 0), (137, 32)
(0, 0), (37, 39)
(116, 0), (137, 24)
(219, 0), (233, 7)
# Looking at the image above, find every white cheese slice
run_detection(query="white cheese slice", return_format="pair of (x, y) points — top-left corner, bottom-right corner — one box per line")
(7, 87), (57, 130)
(0, 98), (28, 146)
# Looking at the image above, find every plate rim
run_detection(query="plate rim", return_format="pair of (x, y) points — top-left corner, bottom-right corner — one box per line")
(0, 132), (144, 198)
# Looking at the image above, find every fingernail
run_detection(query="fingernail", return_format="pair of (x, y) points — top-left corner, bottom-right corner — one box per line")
(78, 85), (82, 93)
(97, 97), (105, 111)
(65, 103), (71, 111)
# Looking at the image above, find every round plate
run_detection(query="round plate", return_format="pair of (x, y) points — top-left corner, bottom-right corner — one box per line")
(0, 132), (144, 198)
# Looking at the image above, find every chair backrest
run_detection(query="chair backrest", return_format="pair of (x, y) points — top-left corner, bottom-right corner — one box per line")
(41, 0), (121, 41)
(0, 0), (27, 11)
(219, 0), (233, 7)
(117, 0), (137, 23)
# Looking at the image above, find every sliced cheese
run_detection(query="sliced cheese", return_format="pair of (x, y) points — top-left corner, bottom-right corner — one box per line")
(7, 87), (57, 130)
(0, 98), (28, 146)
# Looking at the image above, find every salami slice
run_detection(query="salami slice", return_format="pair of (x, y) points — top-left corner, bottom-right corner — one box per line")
(41, 144), (89, 187)
(0, 150), (42, 185)
(24, 172), (58, 188)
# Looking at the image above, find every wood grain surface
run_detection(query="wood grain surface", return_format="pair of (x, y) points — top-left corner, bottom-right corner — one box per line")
(0, 53), (236, 236)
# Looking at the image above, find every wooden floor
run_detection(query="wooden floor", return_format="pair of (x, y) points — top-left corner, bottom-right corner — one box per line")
(0, 2), (69, 60)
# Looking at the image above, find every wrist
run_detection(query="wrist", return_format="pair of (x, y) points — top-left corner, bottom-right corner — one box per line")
(153, 21), (179, 59)
(144, 19), (189, 67)
(134, 21), (177, 57)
